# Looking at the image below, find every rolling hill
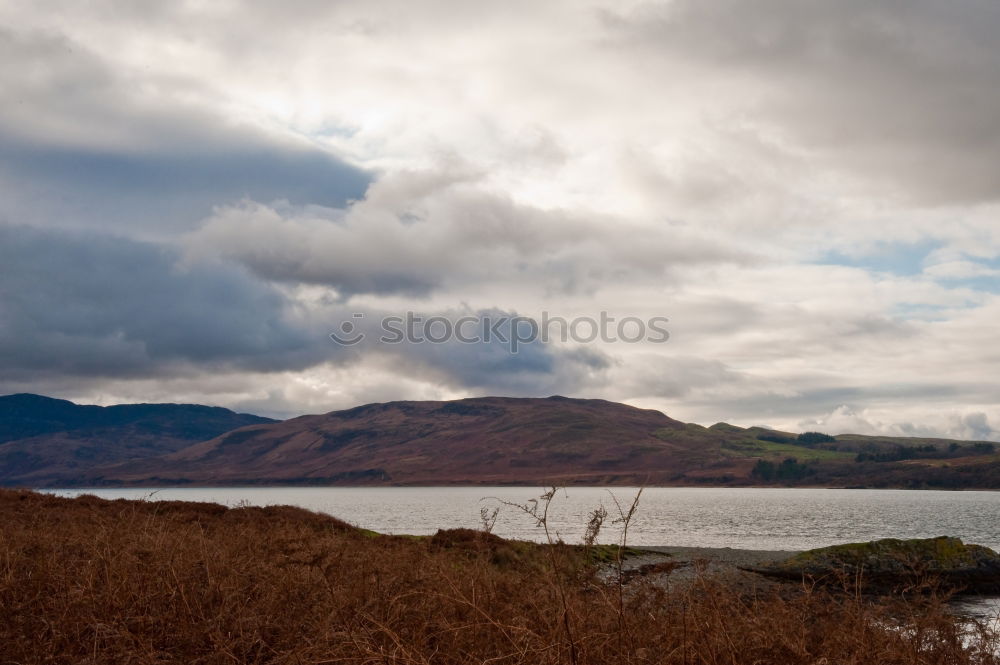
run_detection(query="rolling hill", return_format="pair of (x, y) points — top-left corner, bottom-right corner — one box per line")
(3, 394), (998, 488)
(0, 394), (275, 486)
(57, 395), (1000, 489)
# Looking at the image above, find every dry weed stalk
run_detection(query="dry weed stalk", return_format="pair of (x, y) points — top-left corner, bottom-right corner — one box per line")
(0, 488), (997, 665)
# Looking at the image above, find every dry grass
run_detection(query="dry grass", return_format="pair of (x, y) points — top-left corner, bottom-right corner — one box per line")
(0, 489), (996, 664)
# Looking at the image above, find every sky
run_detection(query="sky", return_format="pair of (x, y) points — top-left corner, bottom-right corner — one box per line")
(1, 0), (999, 440)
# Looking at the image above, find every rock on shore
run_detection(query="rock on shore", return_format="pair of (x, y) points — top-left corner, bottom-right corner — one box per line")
(748, 537), (1000, 593)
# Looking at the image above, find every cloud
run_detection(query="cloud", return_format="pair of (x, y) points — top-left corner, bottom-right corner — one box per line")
(603, 0), (1000, 204)
(0, 224), (329, 380)
(799, 405), (1000, 442)
(185, 171), (752, 298)
(344, 307), (615, 395)
(0, 223), (609, 403)
(0, 28), (371, 233)
(1, 0), (999, 436)
(924, 260), (1000, 281)
(613, 354), (750, 401)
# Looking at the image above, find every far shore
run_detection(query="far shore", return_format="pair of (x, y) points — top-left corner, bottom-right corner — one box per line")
(29, 483), (1000, 491)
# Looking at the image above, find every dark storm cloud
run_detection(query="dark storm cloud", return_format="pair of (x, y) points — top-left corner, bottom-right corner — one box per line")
(605, 0), (1000, 203)
(341, 307), (614, 395)
(0, 29), (371, 232)
(0, 225), (607, 398)
(0, 224), (326, 379)
(0, 135), (371, 233)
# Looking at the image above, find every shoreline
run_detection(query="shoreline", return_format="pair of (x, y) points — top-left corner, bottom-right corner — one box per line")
(31, 484), (1000, 491)
(618, 545), (799, 594)
(620, 546), (1000, 614)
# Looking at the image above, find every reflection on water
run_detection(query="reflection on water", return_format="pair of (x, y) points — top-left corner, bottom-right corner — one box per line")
(951, 595), (1000, 631)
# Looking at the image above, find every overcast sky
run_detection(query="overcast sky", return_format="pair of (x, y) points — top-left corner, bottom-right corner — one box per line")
(2, 0), (999, 439)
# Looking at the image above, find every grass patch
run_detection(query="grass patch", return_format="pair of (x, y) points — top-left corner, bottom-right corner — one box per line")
(723, 438), (854, 461)
(1, 489), (996, 664)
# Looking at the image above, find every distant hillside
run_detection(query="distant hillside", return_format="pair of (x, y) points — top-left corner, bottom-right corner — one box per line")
(73, 396), (1000, 489)
(0, 394), (276, 486)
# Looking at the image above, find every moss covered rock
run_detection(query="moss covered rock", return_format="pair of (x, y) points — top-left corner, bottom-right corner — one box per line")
(750, 537), (1000, 593)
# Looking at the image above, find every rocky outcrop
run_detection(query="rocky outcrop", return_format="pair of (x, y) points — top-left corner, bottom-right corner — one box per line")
(748, 537), (1000, 593)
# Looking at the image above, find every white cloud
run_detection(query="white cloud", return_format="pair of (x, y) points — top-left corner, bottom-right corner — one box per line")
(183, 169), (752, 299)
(924, 260), (1000, 281)
(800, 405), (1000, 442)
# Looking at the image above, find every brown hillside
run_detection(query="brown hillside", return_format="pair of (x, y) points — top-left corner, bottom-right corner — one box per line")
(91, 396), (723, 485)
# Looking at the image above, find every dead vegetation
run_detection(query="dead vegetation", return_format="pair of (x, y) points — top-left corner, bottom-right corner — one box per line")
(0, 488), (997, 664)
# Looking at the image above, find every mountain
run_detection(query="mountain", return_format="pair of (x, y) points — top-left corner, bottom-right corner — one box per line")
(0, 394), (276, 486)
(3, 394), (997, 488)
(77, 396), (1000, 488)
(90, 396), (695, 485)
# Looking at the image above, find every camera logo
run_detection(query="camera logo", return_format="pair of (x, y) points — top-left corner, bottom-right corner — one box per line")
(329, 313), (365, 346)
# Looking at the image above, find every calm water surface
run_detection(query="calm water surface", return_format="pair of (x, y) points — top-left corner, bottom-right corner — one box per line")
(45, 486), (1000, 551)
